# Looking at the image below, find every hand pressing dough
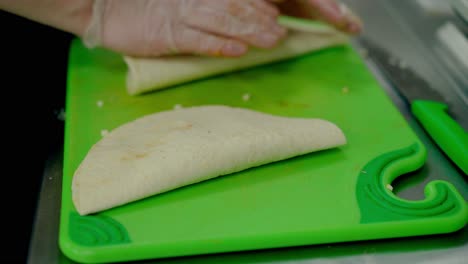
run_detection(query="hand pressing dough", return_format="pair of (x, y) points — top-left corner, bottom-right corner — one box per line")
(72, 105), (347, 215)
(124, 30), (348, 95)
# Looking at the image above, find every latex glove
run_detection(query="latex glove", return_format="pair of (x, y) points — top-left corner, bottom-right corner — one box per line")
(83, 0), (287, 57)
(271, 0), (363, 34)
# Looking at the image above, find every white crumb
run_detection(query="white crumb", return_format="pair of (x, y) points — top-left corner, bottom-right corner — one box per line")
(173, 104), (183, 110)
(361, 170), (367, 174)
(242, 93), (251, 102)
(101, 129), (109, 137)
(386, 184), (394, 191)
(49, 177), (53, 180)
(341, 86), (350, 94)
(96, 100), (104, 108)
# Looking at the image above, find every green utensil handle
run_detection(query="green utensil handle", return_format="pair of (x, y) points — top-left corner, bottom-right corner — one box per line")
(412, 100), (468, 175)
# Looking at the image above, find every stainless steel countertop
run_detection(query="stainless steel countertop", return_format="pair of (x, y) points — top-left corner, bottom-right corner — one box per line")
(27, 1), (467, 263)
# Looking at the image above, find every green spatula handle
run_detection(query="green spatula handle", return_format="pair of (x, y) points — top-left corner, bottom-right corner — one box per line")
(412, 100), (468, 175)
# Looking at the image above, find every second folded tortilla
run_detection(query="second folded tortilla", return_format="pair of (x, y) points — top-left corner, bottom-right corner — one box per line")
(124, 30), (348, 95)
(72, 105), (347, 215)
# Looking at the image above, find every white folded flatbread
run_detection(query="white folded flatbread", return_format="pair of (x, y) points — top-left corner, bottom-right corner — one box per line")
(124, 29), (348, 95)
(72, 105), (346, 215)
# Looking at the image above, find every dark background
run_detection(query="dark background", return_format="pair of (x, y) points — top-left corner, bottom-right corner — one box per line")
(2, 10), (72, 262)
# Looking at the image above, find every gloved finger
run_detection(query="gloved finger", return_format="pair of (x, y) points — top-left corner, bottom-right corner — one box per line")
(184, 0), (286, 49)
(246, 0), (288, 37)
(185, 0), (285, 48)
(251, 0), (281, 17)
(303, 0), (362, 34)
(163, 26), (249, 57)
(336, 2), (362, 34)
(270, 0), (362, 34)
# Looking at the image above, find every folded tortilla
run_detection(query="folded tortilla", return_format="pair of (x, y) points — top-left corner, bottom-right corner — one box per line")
(124, 29), (348, 95)
(72, 105), (346, 215)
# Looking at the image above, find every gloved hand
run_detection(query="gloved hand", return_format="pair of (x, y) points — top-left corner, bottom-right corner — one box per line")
(271, 0), (362, 34)
(83, 0), (287, 58)
(83, 0), (362, 58)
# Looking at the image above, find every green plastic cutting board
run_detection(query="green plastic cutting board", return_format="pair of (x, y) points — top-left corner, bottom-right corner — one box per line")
(59, 38), (468, 264)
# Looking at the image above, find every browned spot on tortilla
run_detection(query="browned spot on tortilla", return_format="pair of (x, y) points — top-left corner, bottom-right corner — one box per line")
(145, 139), (165, 148)
(135, 152), (148, 158)
(174, 123), (193, 130)
(121, 151), (149, 161)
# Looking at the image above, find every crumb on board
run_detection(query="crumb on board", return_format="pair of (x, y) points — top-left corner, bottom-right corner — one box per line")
(173, 104), (183, 110)
(49, 177), (53, 180)
(386, 184), (394, 191)
(242, 93), (251, 102)
(97, 100), (104, 108)
(361, 170), (367, 174)
(101, 129), (109, 137)
(341, 86), (349, 94)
